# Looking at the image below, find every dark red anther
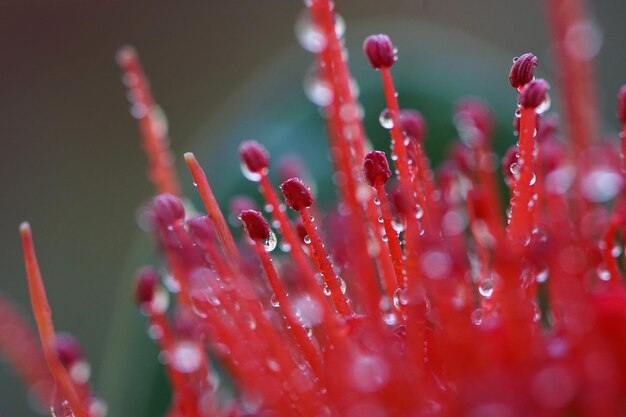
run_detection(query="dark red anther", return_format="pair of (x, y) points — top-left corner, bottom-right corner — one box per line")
(53, 332), (83, 369)
(520, 79), (550, 109)
(618, 85), (626, 124)
(277, 154), (307, 184)
(239, 140), (270, 174)
(363, 34), (396, 69)
(239, 210), (270, 241)
(509, 53), (538, 89)
(455, 98), (495, 139)
(363, 150), (392, 186)
(134, 266), (159, 307)
(229, 195), (258, 222)
(187, 215), (215, 242)
(399, 109), (426, 143)
(152, 193), (185, 227)
(280, 178), (313, 211)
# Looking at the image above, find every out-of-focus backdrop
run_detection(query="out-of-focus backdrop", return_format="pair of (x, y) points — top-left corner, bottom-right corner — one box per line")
(1, 1), (625, 415)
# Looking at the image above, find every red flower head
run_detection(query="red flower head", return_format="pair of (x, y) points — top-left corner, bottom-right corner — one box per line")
(363, 34), (396, 69)
(280, 177), (313, 210)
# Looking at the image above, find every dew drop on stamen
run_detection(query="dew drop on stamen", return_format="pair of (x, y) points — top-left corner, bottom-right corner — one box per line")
(270, 294), (280, 308)
(478, 278), (494, 298)
(415, 205), (424, 220)
(382, 234), (388, 242)
(470, 308), (484, 325)
(392, 287), (409, 310)
(303, 69), (334, 107)
(240, 162), (264, 182)
(535, 94), (551, 115)
(379, 109), (394, 129)
(172, 341), (203, 373)
(304, 235), (311, 245)
(612, 245), (622, 257)
(598, 268), (611, 282)
(295, 10), (327, 53)
(263, 230), (278, 252)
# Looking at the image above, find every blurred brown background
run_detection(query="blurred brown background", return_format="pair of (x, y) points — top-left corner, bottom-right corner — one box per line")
(1, 1), (625, 415)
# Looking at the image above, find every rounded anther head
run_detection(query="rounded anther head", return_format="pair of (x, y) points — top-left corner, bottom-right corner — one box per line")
(187, 216), (215, 242)
(153, 193), (185, 226)
(363, 150), (392, 187)
(134, 266), (159, 307)
(363, 34), (396, 69)
(239, 140), (270, 174)
(509, 53), (538, 89)
(399, 109), (426, 143)
(618, 85), (626, 124)
(520, 79), (550, 109)
(455, 98), (494, 138)
(240, 210), (270, 241)
(280, 178), (314, 211)
(53, 332), (84, 369)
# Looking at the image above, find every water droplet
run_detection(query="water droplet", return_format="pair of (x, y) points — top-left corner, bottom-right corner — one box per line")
(535, 93), (551, 115)
(323, 285), (331, 296)
(478, 278), (494, 298)
(415, 205), (424, 219)
(303, 67), (334, 107)
(581, 167), (623, 203)
(280, 242), (292, 253)
(295, 10), (327, 53)
(382, 234), (388, 242)
(172, 341), (203, 373)
(270, 294), (280, 308)
(529, 173), (537, 186)
(377, 216), (384, 223)
(338, 278), (347, 294)
(598, 268), (611, 282)
(373, 197), (380, 206)
(509, 162), (521, 180)
(304, 235), (311, 245)
(471, 308), (484, 325)
(69, 361), (91, 384)
(392, 287), (409, 310)
(264, 230), (277, 252)
(612, 245), (622, 257)
(240, 161), (264, 182)
(378, 109), (394, 129)
(536, 268), (549, 283)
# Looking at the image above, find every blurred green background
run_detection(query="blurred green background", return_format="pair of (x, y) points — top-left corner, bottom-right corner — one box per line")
(1, 0), (625, 415)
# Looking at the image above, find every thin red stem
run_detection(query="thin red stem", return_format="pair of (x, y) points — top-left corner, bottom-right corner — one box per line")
(259, 175), (338, 328)
(300, 208), (353, 317)
(253, 240), (324, 377)
(117, 47), (180, 196)
(374, 182), (405, 291)
(19, 223), (88, 417)
(184, 153), (240, 264)
(507, 108), (538, 247)
(380, 67), (424, 290)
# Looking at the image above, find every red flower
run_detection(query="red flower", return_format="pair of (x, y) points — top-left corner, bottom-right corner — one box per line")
(7, 0), (626, 417)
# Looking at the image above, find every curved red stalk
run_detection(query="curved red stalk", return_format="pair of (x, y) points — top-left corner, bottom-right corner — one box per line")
(117, 46), (180, 196)
(507, 107), (538, 247)
(184, 153), (240, 264)
(299, 208), (353, 317)
(545, 0), (598, 154)
(252, 239), (324, 377)
(19, 223), (88, 417)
